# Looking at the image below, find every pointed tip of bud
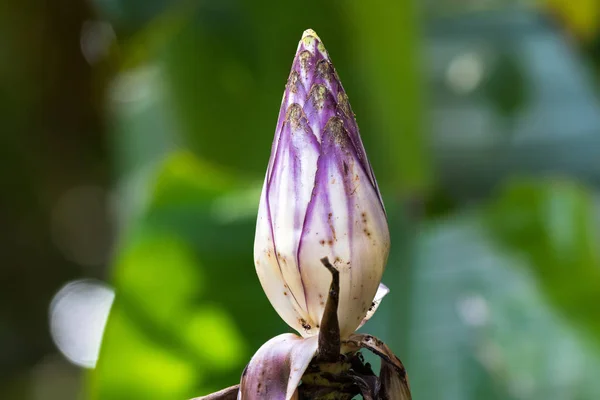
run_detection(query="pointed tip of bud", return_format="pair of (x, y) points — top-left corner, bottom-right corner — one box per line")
(302, 29), (321, 41)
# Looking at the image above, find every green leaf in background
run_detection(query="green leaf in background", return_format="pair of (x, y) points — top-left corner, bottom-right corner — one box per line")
(486, 178), (600, 343)
(90, 153), (286, 400)
(150, 151), (237, 208)
(400, 210), (600, 400)
(343, 0), (431, 194)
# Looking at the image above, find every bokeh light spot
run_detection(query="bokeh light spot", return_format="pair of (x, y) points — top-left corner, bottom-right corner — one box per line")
(456, 293), (489, 327)
(446, 51), (485, 95)
(49, 279), (115, 368)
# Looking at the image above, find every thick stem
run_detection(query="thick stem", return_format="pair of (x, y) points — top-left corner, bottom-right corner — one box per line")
(316, 257), (341, 362)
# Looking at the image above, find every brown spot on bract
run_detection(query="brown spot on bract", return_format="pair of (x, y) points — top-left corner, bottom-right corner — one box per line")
(285, 103), (305, 129)
(334, 257), (341, 264)
(316, 59), (333, 80)
(327, 239), (333, 246)
(299, 50), (312, 69)
(320, 301), (325, 306)
(309, 84), (329, 110)
(363, 228), (371, 237)
(324, 117), (347, 146)
(327, 213), (337, 241)
(343, 161), (349, 175)
(284, 291), (288, 296)
(298, 51), (313, 84)
(319, 239), (326, 246)
(288, 71), (300, 93)
(300, 318), (312, 331)
(337, 92), (351, 117)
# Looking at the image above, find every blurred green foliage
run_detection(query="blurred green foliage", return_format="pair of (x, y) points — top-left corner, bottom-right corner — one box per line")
(92, 154), (283, 399)
(487, 179), (600, 341)
(4, 0), (600, 399)
(404, 209), (600, 400)
(345, 0), (431, 193)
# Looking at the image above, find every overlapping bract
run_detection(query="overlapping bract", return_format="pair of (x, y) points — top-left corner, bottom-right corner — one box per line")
(254, 29), (390, 339)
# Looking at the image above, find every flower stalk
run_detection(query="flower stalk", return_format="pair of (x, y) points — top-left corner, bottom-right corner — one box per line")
(316, 257), (340, 362)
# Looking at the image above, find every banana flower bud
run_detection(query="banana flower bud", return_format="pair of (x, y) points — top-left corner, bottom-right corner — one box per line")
(193, 29), (411, 400)
(254, 29), (390, 339)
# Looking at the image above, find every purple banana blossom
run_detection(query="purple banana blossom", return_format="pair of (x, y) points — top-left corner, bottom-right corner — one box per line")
(254, 29), (390, 339)
(193, 29), (410, 400)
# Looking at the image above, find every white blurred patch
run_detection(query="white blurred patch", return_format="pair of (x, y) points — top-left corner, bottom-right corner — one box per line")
(50, 279), (115, 368)
(446, 51), (485, 95)
(80, 20), (115, 64)
(51, 185), (115, 268)
(456, 294), (489, 327)
(109, 65), (163, 105)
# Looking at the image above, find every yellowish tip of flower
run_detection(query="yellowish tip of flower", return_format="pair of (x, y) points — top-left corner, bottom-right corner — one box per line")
(302, 29), (321, 41)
